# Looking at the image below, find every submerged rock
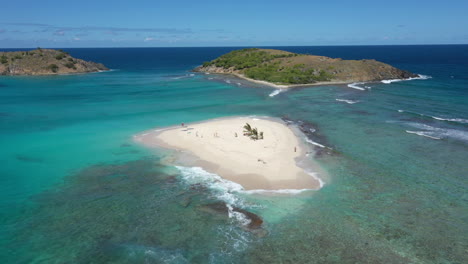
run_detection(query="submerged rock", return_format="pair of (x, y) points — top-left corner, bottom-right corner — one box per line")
(282, 116), (338, 157)
(197, 202), (266, 236)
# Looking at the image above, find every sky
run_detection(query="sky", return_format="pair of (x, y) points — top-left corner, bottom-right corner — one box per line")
(1, 0), (467, 48)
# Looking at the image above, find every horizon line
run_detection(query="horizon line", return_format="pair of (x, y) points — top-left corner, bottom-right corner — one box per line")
(0, 43), (467, 49)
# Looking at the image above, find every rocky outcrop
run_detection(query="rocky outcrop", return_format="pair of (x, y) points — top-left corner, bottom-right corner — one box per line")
(198, 202), (267, 237)
(0, 49), (108, 76)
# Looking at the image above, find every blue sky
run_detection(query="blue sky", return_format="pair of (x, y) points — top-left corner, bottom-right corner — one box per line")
(1, 0), (467, 48)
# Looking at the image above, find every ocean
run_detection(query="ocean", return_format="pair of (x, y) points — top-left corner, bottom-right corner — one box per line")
(0, 45), (467, 263)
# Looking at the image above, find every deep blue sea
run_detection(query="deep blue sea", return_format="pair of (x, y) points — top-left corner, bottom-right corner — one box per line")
(0, 45), (467, 263)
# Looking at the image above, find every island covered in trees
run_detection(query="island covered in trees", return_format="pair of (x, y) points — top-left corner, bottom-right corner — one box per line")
(194, 48), (418, 87)
(0, 48), (108, 76)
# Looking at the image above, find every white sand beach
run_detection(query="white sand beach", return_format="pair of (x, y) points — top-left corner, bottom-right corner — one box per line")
(134, 117), (323, 190)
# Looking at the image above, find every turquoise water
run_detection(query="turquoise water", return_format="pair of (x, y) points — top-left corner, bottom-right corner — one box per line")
(1, 46), (467, 263)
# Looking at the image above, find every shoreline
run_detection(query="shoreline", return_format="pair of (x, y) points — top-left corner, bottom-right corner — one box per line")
(202, 71), (352, 89)
(197, 70), (427, 90)
(134, 116), (325, 191)
(0, 69), (111, 77)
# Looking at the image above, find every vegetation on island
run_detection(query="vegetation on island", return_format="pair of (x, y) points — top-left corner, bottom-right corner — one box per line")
(195, 48), (418, 85)
(243, 123), (264, 140)
(202, 48), (298, 69)
(202, 48), (331, 84)
(0, 49), (108, 76)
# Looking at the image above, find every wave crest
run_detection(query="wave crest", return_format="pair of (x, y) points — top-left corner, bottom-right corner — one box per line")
(381, 74), (431, 84)
(336, 98), (359, 104)
(269, 89), (286, 97)
(397, 109), (468, 125)
(347, 82), (366, 90)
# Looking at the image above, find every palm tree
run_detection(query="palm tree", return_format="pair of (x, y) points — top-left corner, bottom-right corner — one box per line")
(243, 123), (252, 136)
(251, 128), (258, 140)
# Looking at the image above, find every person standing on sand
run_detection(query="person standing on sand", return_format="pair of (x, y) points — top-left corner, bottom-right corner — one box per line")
(181, 123), (184, 127)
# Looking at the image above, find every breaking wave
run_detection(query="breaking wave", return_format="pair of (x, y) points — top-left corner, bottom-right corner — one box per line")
(170, 73), (195, 80)
(381, 74), (431, 84)
(305, 138), (327, 148)
(398, 122), (468, 142)
(347, 82), (366, 90)
(176, 166), (245, 208)
(405, 130), (441, 140)
(336, 98), (359, 104)
(176, 166), (318, 199)
(269, 89), (286, 97)
(397, 110), (468, 125)
(431, 116), (468, 124)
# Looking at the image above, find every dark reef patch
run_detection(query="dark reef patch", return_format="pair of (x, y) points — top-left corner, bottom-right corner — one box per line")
(4, 158), (256, 263)
(282, 116), (338, 157)
(16, 154), (44, 163)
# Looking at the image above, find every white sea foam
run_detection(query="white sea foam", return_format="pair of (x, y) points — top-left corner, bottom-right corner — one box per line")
(381, 74), (431, 84)
(269, 89), (285, 97)
(214, 225), (251, 255)
(347, 82), (366, 90)
(431, 116), (468, 124)
(306, 171), (325, 188)
(176, 166), (254, 227)
(402, 122), (468, 142)
(171, 74), (195, 80)
(336, 98), (359, 104)
(226, 204), (251, 226)
(242, 188), (312, 194)
(397, 109), (468, 124)
(176, 166), (244, 206)
(406, 130), (441, 140)
(225, 80), (232, 84)
(176, 165), (319, 200)
(305, 138), (326, 148)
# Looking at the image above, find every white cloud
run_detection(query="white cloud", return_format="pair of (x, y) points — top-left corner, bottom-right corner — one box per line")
(54, 30), (65, 36)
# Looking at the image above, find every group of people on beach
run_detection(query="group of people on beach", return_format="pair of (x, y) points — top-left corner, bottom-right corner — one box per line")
(181, 122), (298, 152)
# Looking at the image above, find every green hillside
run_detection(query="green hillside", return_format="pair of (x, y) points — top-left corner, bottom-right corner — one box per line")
(196, 48), (417, 85)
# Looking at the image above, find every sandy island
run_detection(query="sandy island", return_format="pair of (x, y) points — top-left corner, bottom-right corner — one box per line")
(134, 117), (323, 191)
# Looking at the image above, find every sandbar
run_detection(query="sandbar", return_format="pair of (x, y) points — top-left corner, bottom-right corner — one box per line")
(134, 116), (323, 190)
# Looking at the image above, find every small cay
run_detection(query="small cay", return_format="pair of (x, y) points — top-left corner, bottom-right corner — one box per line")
(0, 48), (108, 75)
(194, 48), (418, 87)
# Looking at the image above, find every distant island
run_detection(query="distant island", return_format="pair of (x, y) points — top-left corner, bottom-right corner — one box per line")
(194, 48), (418, 88)
(0, 48), (108, 76)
